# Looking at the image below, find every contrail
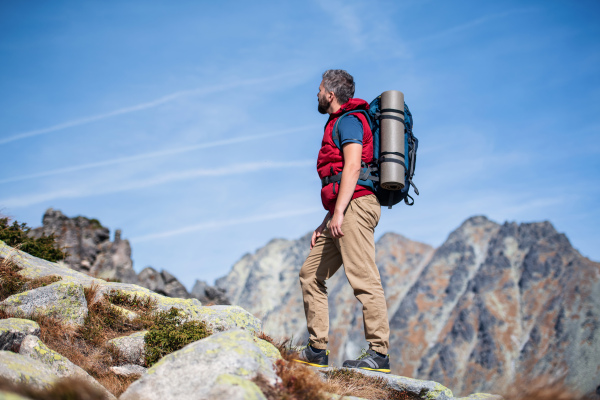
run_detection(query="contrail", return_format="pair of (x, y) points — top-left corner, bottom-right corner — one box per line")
(0, 73), (294, 145)
(130, 207), (321, 242)
(0, 125), (319, 184)
(0, 160), (314, 208)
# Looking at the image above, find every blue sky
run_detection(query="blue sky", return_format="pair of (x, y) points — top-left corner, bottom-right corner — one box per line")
(1, 1), (598, 287)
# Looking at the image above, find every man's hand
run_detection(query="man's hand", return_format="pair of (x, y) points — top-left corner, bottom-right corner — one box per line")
(311, 212), (331, 250)
(329, 212), (344, 238)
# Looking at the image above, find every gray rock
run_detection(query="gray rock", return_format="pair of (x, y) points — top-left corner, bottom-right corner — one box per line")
(200, 305), (261, 334)
(137, 267), (166, 294)
(191, 280), (230, 305)
(107, 331), (147, 366)
(0, 281), (88, 326)
(0, 390), (33, 400)
(0, 350), (58, 389)
(316, 367), (454, 400)
(18, 335), (116, 400)
(0, 318), (40, 351)
(120, 329), (277, 400)
(206, 374), (267, 400)
(110, 364), (146, 377)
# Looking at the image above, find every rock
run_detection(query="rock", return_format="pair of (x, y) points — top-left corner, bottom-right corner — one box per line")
(206, 374), (267, 400)
(191, 280), (230, 305)
(0, 319), (40, 351)
(29, 209), (138, 284)
(251, 337), (281, 360)
(120, 329), (278, 400)
(110, 364), (146, 377)
(137, 267), (166, 295)
(0, 351), (58, 389)
(457, 394), (504, 400)
(137, 267), (190, 299)
(0, 391), (33, 400)
(17, 335), (116, 399)
(0, 281), (88, 326)
(200, 305), (261, 334)
(107, 331), (147, 366)
(316, 367), (454, 400)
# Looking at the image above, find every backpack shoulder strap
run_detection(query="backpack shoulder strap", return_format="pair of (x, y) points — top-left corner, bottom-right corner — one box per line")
(332, 110), (371, 150)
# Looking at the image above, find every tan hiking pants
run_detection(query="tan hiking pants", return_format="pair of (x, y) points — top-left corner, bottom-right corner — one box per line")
(299, 194), (390, 354)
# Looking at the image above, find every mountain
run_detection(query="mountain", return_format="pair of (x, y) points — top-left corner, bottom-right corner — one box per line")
(215, 216), (600, 398)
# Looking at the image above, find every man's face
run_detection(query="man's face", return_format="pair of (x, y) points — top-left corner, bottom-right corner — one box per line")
(317, 81), (332, 114)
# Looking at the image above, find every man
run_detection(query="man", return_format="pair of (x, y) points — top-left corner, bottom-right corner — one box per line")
(294, 69), (391, 373)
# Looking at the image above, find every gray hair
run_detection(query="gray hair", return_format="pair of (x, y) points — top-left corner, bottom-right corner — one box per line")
(322, 69), (355, 105)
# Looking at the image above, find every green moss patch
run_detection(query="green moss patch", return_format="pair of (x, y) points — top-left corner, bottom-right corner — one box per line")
(144, 308), (210, 367)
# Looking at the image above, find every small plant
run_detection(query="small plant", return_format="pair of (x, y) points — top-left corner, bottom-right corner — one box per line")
(144, 308), (210, 367)
(0, 217), (66, 262)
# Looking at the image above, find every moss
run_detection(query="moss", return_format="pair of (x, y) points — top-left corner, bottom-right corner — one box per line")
(144, 308), (210, 367)
(105, 290), (156, 313)
(0, 218), (66, 262)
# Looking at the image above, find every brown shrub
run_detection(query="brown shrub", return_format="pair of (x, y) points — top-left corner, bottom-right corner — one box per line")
(0, 257), (61, 301)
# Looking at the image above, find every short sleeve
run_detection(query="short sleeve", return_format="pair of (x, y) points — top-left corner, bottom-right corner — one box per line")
(338, 115), (364, 145)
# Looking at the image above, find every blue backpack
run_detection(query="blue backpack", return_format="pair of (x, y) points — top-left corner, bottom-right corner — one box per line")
(329, 96), (419, 208)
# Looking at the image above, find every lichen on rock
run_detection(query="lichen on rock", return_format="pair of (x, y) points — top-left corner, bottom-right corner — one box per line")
(107, 331), (147, 366)
(0, 350), (58, 390)
(0, 281), (88, 326)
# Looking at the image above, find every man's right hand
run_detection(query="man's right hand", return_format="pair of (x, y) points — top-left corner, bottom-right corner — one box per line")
(311, 212), (331, 250)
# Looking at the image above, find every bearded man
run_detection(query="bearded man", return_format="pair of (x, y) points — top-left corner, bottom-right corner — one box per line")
(294, 69), (391, 373)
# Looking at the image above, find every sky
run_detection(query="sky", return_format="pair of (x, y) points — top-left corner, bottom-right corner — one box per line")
(1, 1), (598, 288)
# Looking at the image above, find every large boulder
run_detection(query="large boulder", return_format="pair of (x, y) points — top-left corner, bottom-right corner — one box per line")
(120, 329), (278, 400)
(0, 351), (58, 390)
(18, 335), (116, 400)
(0, 281), (88, 326)
(0, 319), (40, 351)
(190, 279), (229, 305)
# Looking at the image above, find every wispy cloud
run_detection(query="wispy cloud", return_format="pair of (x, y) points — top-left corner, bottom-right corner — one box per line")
(0, 125), (318, 184)
(131, 207), (321, 242)
(0, 160), (314, 208)
(0, 73), (296, 145)
(415, 8), (538, 43)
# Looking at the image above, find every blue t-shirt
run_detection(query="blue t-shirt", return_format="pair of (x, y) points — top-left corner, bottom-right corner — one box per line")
(338, 115), (363, 145)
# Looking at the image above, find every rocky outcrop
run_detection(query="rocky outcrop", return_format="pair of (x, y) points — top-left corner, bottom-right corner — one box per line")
(29, 208), (137, 284)
(215, 216), (600, 398)
(0, 351), (58, 389)
(119, 329), (278, 400)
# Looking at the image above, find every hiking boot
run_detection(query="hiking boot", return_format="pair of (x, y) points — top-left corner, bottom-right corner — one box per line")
(293, 343), (329, 368)
(342, 349), (390, 373)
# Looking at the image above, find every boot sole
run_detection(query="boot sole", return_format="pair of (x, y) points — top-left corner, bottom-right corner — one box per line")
(292, 359), (328, 368)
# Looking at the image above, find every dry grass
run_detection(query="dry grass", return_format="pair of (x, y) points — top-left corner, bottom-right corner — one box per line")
(0, 376), (113, 400)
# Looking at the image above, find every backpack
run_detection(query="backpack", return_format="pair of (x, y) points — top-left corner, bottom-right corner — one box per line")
(331, 95), (419, 208)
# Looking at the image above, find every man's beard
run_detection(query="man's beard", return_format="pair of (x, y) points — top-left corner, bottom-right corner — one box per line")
(318, 94), (330, 114)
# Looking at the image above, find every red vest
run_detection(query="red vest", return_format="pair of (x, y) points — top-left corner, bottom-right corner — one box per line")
(317, 98), (374, 214)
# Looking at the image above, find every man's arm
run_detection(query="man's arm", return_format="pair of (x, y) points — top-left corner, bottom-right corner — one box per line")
(311, 211), (331, 250)
(329, 142), (362, 238)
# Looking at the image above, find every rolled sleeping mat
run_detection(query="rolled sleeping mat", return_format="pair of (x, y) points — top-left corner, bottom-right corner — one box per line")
(380, 90), (405, 191)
